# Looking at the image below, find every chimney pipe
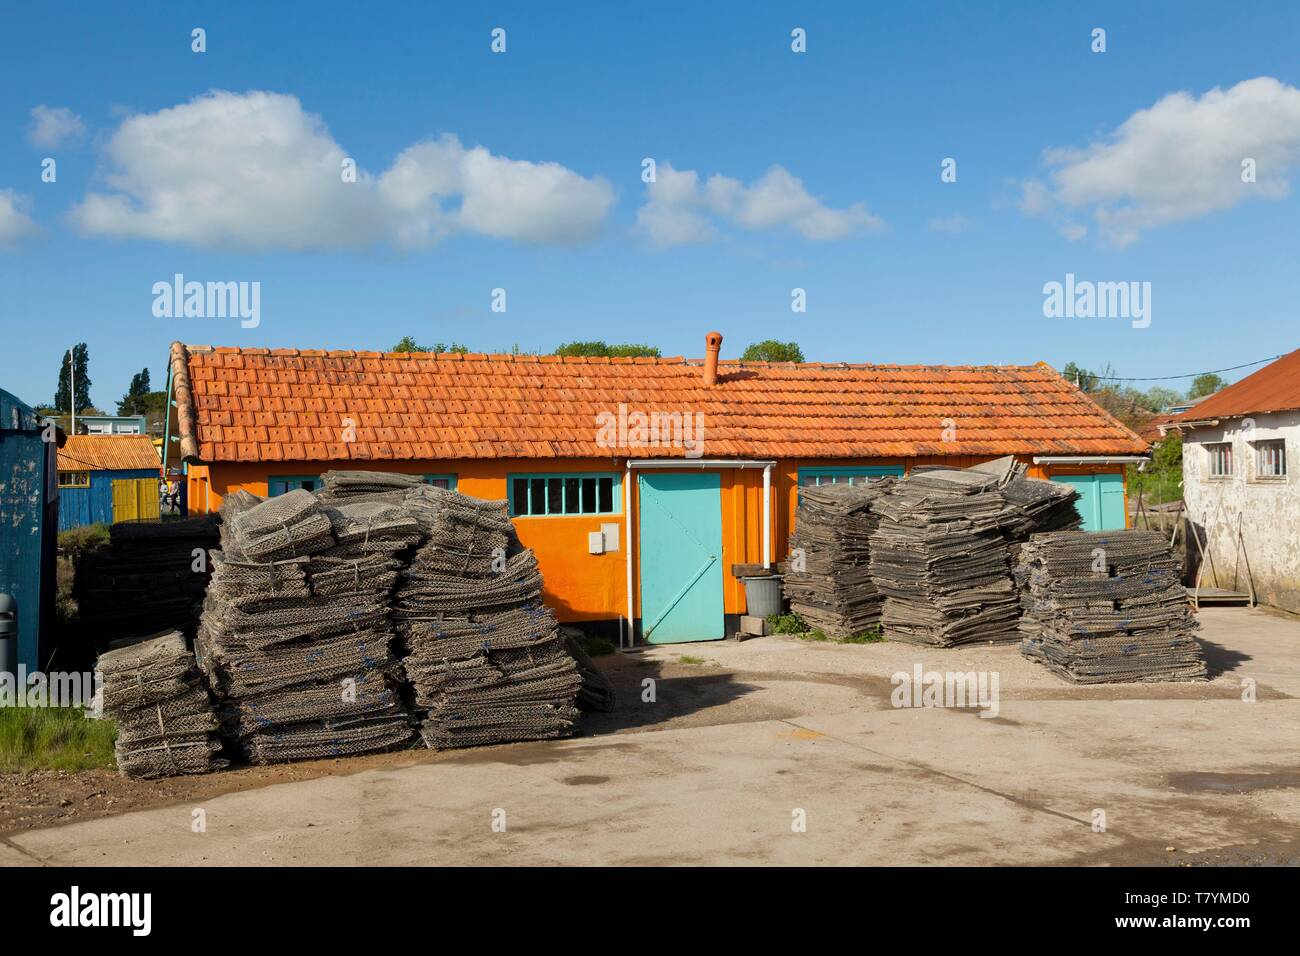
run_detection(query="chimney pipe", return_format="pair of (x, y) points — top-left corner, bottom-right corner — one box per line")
(703, 331), (723, 386)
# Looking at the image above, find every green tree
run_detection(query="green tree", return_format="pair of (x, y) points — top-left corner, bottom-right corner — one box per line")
(741, 340), (805, 363)
(1141, 386), (1184, 414)
(116, 368), (153, 416)
(54, 343), (92, 414)
(1061, 361), (1099, 392)
(391, 337), (469, 354)
(553, 341), (661, 358)
(1128, 431), (1184, 506)
(1187, 373), (1226, 400)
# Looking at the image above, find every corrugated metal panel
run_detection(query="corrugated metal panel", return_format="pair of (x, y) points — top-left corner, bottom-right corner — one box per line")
(58, 434), (160, 471)
(1171, 348), (1300, 421)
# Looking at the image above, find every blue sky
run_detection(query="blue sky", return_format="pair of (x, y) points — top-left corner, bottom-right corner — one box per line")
(2, 1), (1298, 411)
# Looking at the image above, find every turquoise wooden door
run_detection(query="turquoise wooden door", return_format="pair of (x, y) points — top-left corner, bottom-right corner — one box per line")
(638, 472), (725, 643)
(1050, 473), (1126, 530)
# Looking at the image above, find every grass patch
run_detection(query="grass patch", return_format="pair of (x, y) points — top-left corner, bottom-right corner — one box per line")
(0, 707), (117, 773)
(841, 626), (886, 644)
(766, 612), (807, 635)
(57, 523), (110, 560)
(676, 655), (707, 665)
(582, 636), (618, 656)
(796, 626), (885, 645)
(56, 523), (110, 628)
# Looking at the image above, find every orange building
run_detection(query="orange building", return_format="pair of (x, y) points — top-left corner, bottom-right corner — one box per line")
(163, 334), (1148, 645)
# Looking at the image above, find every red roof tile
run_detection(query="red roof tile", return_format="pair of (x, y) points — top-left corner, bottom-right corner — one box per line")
(172, 343), (1148, 463)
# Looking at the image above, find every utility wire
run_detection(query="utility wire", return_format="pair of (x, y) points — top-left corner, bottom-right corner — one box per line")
(1082, 354), (1284, 384)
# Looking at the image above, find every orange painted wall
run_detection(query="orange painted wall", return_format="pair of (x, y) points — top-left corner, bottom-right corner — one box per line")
(190, 454), (1130, 622)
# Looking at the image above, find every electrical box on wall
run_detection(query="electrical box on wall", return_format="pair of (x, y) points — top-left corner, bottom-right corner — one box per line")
(601, 522), (620, 552)
(587, 531), (605, 554)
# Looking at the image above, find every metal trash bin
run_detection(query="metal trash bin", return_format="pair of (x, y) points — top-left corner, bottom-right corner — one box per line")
(0, 594), (16, 679)
(742, 575), (784, 619)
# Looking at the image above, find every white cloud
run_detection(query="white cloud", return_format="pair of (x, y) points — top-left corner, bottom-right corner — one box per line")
(1021, 77), (1300, 247)
(928, 214), (972, 234)
(636, 162), (883, 247)
(70, 90), (614, 250)
(0, 190), (39, 248)
(379, 135), (613, 246)
(27, 105), (86, 149)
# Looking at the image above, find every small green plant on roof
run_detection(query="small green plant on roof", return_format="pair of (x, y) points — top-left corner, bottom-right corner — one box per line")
(677, 654), (707, 665)
(766, 612), (808, 635)
(553, 341), (662, 358)
(391, 336), (470, 354)
(0, 707), (117, 773)
(741, 340), (805, 363)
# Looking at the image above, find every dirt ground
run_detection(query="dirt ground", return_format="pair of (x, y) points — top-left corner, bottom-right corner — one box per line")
(2, 605), (1298, 866)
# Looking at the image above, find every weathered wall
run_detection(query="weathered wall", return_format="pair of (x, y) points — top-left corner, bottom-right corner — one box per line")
(1182, 411), (1300, 613)
(0, 392), (56, 670)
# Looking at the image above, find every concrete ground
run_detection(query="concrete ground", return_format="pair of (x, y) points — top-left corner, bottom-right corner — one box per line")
(2, 606), (1298, 866)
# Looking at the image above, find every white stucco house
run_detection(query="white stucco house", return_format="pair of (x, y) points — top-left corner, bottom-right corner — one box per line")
(1162, 348), (1300, 613)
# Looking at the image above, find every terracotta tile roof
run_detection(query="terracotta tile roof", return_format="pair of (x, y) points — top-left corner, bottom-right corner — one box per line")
(171, 342), (1148, 463)
(1170, 348), (1300, 423)
(58, 434), (160, 472)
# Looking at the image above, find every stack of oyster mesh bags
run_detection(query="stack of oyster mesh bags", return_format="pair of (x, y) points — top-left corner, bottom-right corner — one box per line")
(1017, 529), (1206, 683)
(869, 459), (1082, 647)
(98, 630), (227, 778)
(196, 485), (417, 763)
(74, 514), (220, 643)
(394, 484), (582, 749)
(782, 479), (896, 637)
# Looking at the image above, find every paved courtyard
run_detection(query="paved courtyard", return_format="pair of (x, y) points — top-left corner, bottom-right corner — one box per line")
(3, 607), (1298, 866)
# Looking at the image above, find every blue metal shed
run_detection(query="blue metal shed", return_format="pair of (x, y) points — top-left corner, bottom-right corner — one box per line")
(58, 468), (159, 530)
(55, 434), (161, 530)
(0, 388), (60, 672)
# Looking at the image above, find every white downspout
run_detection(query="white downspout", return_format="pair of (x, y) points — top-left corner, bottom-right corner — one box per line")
(624, 460), (634, 649)
(762, 463), (772, 570)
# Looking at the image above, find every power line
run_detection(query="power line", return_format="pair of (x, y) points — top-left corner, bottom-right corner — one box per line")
(1081, 354), (1284, 384)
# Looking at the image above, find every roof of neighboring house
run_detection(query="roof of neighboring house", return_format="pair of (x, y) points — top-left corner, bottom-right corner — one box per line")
(168, 341), (1149, 464)
(1137, 413), (1181, 444)
(57, 434), (160, 472)
(1170, 349), (1300, 424)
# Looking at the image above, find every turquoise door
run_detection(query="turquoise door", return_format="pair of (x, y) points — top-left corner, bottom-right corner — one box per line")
(638, 472), (725, 643)
(1050, 473), (1126, 531)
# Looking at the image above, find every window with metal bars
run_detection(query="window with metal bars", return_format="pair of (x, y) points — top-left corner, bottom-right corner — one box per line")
(1206, 443), (1233, 478)
(1254, 440), (1286, 478)
(509, 473), (619, 517)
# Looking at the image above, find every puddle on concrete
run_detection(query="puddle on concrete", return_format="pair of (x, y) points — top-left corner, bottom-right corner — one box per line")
(561, 775), (610, 786)
(1166, 770), (1300, 793)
